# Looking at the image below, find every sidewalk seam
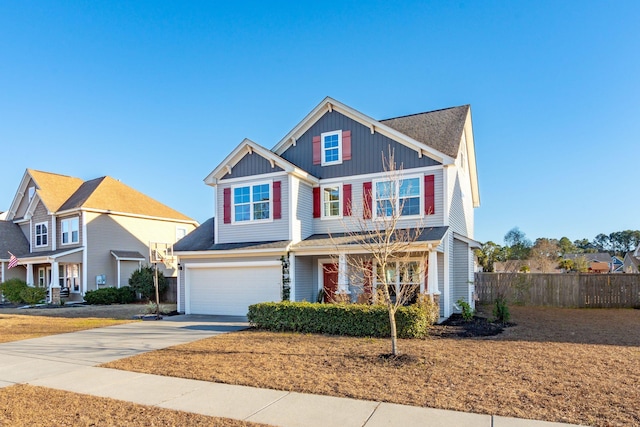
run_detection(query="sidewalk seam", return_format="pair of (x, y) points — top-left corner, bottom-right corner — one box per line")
(360, 401), (382, 426)
(244, 391), (292, 421)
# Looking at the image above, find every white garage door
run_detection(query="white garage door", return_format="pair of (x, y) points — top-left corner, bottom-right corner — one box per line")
(186, 262), (282, 316)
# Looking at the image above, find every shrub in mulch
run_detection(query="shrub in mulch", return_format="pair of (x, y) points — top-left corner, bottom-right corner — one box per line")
(432, 313), (512, 338)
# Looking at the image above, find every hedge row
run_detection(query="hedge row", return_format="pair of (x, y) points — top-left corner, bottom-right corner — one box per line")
(247, 301), (432, 338)
(84, 286), (136, 305)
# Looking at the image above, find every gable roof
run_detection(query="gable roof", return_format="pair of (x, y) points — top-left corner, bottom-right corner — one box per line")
(272, 97), (458, 165)
(8, 169), (195, 224)
(0, 220), (29, 259)
(57, 176), (194, 222)
(204, 138), (319, 186)
(28, 169), (84, 212)
(380, 105), (470, 159)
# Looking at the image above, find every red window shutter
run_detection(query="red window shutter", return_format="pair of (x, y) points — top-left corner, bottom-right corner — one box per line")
(342, 130), (351, 160)
(223, 188), (231, 224)
(313, 187), (321, 218)
(343, 184), (352, 216)
(424, 175), (435, 215)
(273, 181), (281, 219)
(363, 182), (372, 219)
(312, 136), (321, 165)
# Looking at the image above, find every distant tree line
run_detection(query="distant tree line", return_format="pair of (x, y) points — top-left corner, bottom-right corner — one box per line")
(475, 228), (640, 272)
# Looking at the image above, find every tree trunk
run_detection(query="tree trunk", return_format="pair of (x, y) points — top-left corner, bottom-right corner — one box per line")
(388, 308), (398, 356)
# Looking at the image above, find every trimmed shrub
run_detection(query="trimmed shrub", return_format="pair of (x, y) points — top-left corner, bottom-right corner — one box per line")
(0, 278), (29, 304)
(20, 287), (47, 305)
(84, 286), (137, 305)
(247, 301), (433, 338)
(128, 266), (167, 301)
(493, 296), (510, 324)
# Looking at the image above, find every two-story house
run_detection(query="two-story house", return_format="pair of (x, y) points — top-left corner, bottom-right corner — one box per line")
(0, 169), (198, 300)
(175, 97), (480, 318)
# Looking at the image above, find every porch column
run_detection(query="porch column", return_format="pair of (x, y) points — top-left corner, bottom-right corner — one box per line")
(428, 249), (440, 296)
(116, 259), (121, 288)
(50, 261), (60, 304)
(288, 254), (296, 302)
(26, 263), (33, 286)
(337, 253), (350, 294)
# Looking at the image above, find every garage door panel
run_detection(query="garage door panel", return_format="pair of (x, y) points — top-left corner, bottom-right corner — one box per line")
(187, 265), (281, 316)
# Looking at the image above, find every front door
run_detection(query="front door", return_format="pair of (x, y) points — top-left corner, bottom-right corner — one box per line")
(322, 263), (338, 303)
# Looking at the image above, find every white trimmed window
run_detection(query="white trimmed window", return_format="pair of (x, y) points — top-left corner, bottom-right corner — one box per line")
(321, 130), (342, 166)
(373, 175), (421, 218)
(59, 264), (80, 293)
(233, 182), (271, 223)
(35, 222), (48, 247)
(375, 260), (422, 304)
(61, 217), (79, 245)
(176, 227), (187, 241)
(322, 185), (341, 218)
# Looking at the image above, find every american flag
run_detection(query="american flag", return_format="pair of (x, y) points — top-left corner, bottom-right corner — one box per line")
(8, 252), (19, 269)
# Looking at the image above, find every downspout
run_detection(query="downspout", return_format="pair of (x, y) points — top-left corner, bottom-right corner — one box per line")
(81, 211), (88, 296)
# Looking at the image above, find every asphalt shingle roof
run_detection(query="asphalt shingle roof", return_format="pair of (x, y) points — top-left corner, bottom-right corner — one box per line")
(380, 105), (469, 159)
(292, 226), (449, 249)
(57, 176), (193, 221)
(0, 220), (29, 259)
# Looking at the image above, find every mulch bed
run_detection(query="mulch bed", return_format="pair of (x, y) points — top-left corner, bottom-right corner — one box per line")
(431, 313), (508, 338)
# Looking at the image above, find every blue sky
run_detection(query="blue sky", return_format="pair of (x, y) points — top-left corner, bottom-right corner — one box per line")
(1, 1), (638, 245)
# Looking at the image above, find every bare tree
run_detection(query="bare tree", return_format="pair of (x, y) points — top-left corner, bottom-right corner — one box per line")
(328, 148), (434, 356)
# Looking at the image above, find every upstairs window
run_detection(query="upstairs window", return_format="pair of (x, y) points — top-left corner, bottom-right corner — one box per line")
(321, 130), (342, 165)
(322, 185), (341, 218)
(374, 176), (421, 218)
(313, 130), (351, 166)
(35, 222), (48, 247)
(233, 182), (271, 223)
(61, 217), (79, 245)
(176, 227), (187, 241)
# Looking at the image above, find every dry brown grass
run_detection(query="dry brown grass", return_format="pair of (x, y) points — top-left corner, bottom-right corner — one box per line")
(0, 384), (269, 427)
(104, 306), (640, 427)
(0, 314), (134, 343)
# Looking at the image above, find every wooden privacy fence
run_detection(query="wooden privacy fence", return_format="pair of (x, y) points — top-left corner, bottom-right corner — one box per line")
(475, 273), (640, 308)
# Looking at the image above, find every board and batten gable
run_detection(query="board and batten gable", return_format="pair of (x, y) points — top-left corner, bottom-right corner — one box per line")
(216, 173), (290, 244)
(279, 110), (441, 179)
(219, 151), (284, 180)
(313, 167), (445, 236)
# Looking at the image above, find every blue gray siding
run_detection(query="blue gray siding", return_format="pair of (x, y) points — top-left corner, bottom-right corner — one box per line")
(216, 174), (290, 244)
(293, 256), (314, 302)
(449, 174), (468, 236)
(452, 238), (469, 309)
(313, 168), (444, 235)
(220, 152), (283, 180)
(280, 111), (441, 179)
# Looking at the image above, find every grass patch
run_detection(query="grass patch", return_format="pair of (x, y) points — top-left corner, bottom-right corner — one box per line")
(103, 306), (640, 427)
(0, 384), (268, 427)
(0, 314), (135, 343)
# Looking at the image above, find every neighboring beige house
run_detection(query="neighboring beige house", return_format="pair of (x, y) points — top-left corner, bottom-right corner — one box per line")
(0, 169), (198, 300)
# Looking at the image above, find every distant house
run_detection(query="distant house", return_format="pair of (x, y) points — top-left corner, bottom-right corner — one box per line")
(563, 253), (614, 273)
(0, 169), (198, 300)
(623, 247), (640, 273)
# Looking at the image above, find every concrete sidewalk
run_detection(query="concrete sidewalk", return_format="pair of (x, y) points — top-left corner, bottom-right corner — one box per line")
(0, 315), (584, 427)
